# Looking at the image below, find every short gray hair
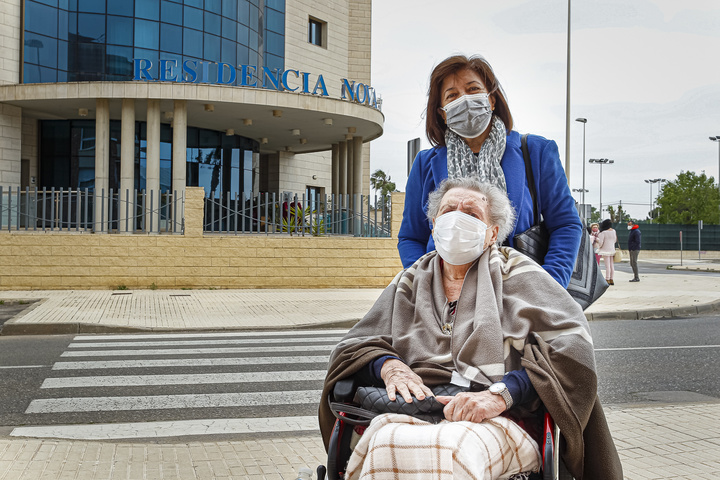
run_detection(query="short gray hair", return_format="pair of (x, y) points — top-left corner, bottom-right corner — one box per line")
(426, 177), (516, 244)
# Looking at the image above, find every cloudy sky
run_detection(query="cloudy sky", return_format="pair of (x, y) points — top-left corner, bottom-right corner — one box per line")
(368, 0), (720, 220)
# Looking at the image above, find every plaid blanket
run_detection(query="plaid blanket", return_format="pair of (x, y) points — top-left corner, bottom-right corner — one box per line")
(345, 413), (540, 480)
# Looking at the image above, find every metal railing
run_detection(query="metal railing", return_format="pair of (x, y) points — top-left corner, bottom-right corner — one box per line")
(0, 186), (183, 234)
(203, 192), (392, 237)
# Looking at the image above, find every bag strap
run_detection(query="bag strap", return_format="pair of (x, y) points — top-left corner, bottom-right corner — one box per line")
(520, 134), (541, 226)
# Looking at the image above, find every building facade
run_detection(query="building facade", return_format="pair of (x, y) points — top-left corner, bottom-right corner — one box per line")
(0, 0), (382, 233)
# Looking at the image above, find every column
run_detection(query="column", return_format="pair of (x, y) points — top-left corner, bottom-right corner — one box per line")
(171, 99), (187, 233)
(120, 99), (135, 232)
(331, 143), (339, 195)
(94, 98), (109, 232)
(346, 139), (354, 196)
(352, 136), (363, 196)
(146, 99), (161, 232)
(338, 141), (347, 195)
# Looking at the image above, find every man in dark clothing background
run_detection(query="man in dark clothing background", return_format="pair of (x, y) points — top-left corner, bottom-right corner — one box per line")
(627, 221), (641, 282)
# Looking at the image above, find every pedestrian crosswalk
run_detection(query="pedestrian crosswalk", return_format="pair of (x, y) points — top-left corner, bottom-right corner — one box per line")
(11, 329), (346, 441)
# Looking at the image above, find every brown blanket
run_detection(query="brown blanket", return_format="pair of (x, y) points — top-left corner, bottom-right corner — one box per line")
(319, 246), (623, 479)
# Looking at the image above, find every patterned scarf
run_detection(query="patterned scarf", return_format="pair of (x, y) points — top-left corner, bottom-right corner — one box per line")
(446, 116), (508, 193)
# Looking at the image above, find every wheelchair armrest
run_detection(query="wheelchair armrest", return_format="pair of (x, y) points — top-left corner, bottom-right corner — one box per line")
(332, 376), (358, 403)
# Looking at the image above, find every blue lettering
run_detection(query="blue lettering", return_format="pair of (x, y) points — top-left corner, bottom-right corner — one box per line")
(240, 65), (257, 87)
(281, 69), (299, 92)
(312, 75), (329, 96)
(159, 59), (177, 82)
(340, 79), (355, 101)
(182, 60), (198, 83)
(133, 59), (153, 81)
(262, 67), (281, 90)
(369, 87), (378, 108)
(218, 63), (236, 85)
(201, 61), (216, 83)
(355, 83), (368, 104)
(301, 72), (311, 94)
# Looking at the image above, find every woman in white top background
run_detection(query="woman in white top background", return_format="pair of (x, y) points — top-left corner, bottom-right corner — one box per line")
(594, 219), (617, 285)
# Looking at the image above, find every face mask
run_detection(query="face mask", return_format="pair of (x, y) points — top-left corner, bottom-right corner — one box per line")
(442, 93), (493, 139)
(432, 211), (488, 265)
(627, 226), (633, 230)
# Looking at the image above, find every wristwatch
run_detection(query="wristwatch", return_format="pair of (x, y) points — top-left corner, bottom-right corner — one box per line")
(489, 382), (513, 410)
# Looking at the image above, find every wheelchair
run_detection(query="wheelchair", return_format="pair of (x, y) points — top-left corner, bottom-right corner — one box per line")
(319, 376), (574, 480)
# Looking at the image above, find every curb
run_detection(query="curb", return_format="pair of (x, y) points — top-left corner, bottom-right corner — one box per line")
(585, 300), (720, 322)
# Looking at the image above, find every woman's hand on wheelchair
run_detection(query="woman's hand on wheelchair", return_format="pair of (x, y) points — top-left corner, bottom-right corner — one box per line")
(380, 359), (434, 403)
(436, 391), (506, 423)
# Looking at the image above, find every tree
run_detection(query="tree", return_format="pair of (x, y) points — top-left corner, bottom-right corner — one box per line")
(655, 171), (720, 225)
(370, 169), (397, 221)
(606, 204), (628, 224)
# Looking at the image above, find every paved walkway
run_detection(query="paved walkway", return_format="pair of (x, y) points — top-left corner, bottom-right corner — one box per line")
(0, 258), (719, 479)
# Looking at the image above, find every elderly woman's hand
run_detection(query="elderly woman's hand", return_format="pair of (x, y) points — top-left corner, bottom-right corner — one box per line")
(380, 359), (434, 403)
(436, 391), (507, 423)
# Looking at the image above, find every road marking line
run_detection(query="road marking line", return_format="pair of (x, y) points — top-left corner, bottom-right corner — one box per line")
(10, 415), (319, 440)
(595, 345), (720, 352)
(60, 345), (333, 357)
(72, 330), (348, 340)
(25, 390), (323, 413)
(67, 337), (343, 348)
(0, 365), (50, 369)
(41, 370), (327, 388)
(52, 355), (330, 370)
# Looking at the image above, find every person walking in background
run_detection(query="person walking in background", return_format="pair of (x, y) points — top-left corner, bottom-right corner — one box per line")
(593, 219), (617, 285)
(589, 222), (601, 264)
(627, 221), (642, 282)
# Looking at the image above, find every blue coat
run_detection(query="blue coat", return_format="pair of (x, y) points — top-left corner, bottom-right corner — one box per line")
(628, 227), (641, 251)
(397, 131), (582, 287)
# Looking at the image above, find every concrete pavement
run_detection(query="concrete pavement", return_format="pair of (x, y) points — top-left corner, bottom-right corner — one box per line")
(1, 257), (719, 479)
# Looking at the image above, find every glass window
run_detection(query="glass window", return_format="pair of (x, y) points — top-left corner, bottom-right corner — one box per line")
(237, 0), (249, 25)
(78, 0), (104, 13)
(222, 0), (237, 19)
(221, 17), (235, 39)
(265, 30), (283, 56)
(25, 1), (58, 37)
(183, 0), (202, 7)
(106, 45), (134, 76)
(133, 47), (158, 78)
(58, 10), (68, 40)
(236, 23), (248, 45)
(203, 33), (220, 60)
(205, 0), (221, 14)
(308, 18), (322, 46)
(221, 38), (235, 65)
(205, 11), (221, 33)
(23, 33), (58, 68)
(183, 6), (203, 30)
(249, 5), (259, 30)
(266, 0), (284, 11)
(134, 19), (159, 49)
(265, 8), (283, 34)
(160, 23), (183, 54)
(34, 0), (58, 7)
(135, 0), (159, 20)
(161, 0), (182, 25)
(107, 15), (133, 45)
(236, 45), (249, 65)
(57, 39), (68, 70)
(265, 53), (282, 73)
(77, 13), (105, 43)
(183, 28), (202, 58)
(108, 0), (133, 16)
(58, 0), (68, 10)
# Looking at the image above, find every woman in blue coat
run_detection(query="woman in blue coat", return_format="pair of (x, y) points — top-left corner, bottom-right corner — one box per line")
(398, 54), (582, 287)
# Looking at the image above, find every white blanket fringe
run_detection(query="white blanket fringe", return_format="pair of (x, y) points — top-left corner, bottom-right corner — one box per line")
(345, 413), (540, 480)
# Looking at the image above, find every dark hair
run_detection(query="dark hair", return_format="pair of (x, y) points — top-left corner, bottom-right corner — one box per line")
(600, 219), (613, 231)
(425, 55), (513, 147)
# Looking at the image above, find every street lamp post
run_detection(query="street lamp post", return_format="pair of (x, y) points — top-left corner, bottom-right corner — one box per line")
(572, 187), (589, 220)
(710, 136), (720, 223)
(575, 118), (587, 206)
(589, 158), (614, 218)
(644, 178), (666, 223)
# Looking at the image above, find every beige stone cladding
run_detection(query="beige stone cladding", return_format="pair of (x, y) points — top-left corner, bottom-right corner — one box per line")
(0, 0), (20, 85)
(0, 189), (405, 290)
(0, 103), (21, 186)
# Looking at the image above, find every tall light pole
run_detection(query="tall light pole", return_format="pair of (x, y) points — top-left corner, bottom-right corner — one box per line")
(564, 0), (572, 182)
(575, 118), (587, 206)
(644, 178), (666, 223)
(572, 188), (589, 220)
(710, 136), (720, 223)
(589, 158), (614, 218)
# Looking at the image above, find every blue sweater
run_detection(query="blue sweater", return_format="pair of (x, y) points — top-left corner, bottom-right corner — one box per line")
(397, 131), (582, 287)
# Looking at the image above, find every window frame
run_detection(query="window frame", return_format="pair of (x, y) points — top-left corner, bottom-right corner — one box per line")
(308, 16), (326, 48)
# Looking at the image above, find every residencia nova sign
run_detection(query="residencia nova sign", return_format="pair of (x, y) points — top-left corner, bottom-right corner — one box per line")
(133, 59), (380, 110)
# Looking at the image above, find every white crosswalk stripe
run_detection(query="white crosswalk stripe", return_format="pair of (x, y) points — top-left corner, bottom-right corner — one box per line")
(13, 330), (346, 441)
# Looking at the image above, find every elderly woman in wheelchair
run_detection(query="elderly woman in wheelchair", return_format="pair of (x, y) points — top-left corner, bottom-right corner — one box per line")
(319, 178), (622, 480)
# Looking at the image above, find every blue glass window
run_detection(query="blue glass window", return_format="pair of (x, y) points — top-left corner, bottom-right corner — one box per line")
(265, 8), (283, 34)
(221, 17), (235, 39)
(134, 19), (159, 49)
(205, 0), (221, 14)
(183, 28), (202, 58)
(266, 0), (284, 10)
(265, 31), (283, 56)
(203, 33), (220, 60)
(161, 0), (182, 25)
(183, 6), (203, 30)
(135, 0), (160, 20)
(77, 13), (105, 43)
(57, 39), (68, 70)
(237, 46), (249, 65)
(24, 33), (58, 68)
(107, 16), (133, 45)
(34, 0), (58, 7)
(222, 0), (237, 19)
(237, 1), (249, 25)
(184, 0), (202, 8)
(58, 10), (68, 40)
(236, 23), (248, 45)
(25, 1), (58, 37)
(107, 0), (133, 16)
(106, 45), (134, 76)
(205, 11), (221, 33)
(78, 0), (104, 13)
(221, 38), (235, 65)
(160, 23), (183, 54)
(134, 47), (159, 78)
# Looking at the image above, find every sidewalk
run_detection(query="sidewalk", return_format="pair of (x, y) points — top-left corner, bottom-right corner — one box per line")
(1, 259), (719, 479)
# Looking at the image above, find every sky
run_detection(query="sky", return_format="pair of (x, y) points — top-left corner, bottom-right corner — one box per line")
(368, 0), (720, 221)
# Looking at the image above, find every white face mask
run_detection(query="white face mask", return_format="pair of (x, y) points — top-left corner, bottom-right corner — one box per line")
(432, 211), (489, 265)
(627, 225), (632, 230)
(442, 93), (493, 139)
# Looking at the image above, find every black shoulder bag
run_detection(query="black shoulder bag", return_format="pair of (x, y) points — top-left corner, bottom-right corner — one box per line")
(512, 134), (608, 310)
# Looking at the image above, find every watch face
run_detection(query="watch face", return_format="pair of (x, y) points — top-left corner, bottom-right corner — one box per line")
(489, 382), (506, 393)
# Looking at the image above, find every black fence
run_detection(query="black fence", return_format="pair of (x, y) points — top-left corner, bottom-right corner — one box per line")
(614, 223), (720, 251)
